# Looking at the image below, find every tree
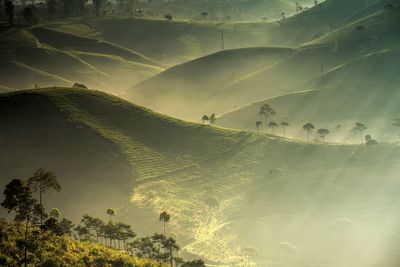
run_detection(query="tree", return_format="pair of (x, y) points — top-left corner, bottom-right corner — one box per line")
(49, 208), (60, 219)
(268, 121), (278, 136)
(317, 128), (329, 143)
(1, 179), (37, 267)
(209, 113), (216, 125)
(129, 236), (161, 260)
(47, 0), (57, 16)
(201, 11), (208, 20)
(23, 6), (38, 25)
(258, 104), (276, 128)
(281, 121), (289, 138)
(353, 122), (367, 143)
(115, 222), (136, 249)
(27, 168), (61, 226)
(93, 0), (103, 16)
(303, 123), (315, 143)
(202, 115), (209, 124)
(5, 0), (14, 26)
(256, 121), (262, 132)
(162, 237), (180, 267)
(59, 218), (75, 236)
(81, 214), (105, 243)
(106, 208), (115, 222)
(159, 211), (170, 236)
(164, 14), (172, 21)
(393, 118), (400, 136)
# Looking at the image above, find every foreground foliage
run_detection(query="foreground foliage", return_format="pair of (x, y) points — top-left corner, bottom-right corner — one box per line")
(0, 219), (163, 267)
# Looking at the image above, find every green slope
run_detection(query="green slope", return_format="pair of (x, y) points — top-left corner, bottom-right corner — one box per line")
(218, 46), (400, 142)
(1, 88), (400, 266)
(130, 47), (295, 121)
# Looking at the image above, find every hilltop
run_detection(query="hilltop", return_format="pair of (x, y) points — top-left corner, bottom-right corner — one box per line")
(0, 25), (163, 93)
(1, 88), (400, 266)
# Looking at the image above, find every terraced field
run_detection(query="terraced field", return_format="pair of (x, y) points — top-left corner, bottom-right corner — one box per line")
(1, 88), (400, 266)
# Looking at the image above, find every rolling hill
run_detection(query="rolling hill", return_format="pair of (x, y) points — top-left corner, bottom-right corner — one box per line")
(1, 88), (400, 266)
(218, 46), (400, 142)
(0, 26), (163, 93)
(129, 47), (295, 120)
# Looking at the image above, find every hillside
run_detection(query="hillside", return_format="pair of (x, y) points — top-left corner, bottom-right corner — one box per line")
(129, 47), (295, 120)
(0, 26), (163, 93)
(129, 4), (400, 122)
(218, 46), (400, 142)
(1, 88), (400, 266)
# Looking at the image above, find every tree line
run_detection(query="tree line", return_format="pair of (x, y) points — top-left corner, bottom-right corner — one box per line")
(1, 168), (205, 267)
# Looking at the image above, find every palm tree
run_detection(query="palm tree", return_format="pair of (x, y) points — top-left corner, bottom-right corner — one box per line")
(258, 104), (276, 127)
(202, 115), (209, 124)
(159, 211), (170, 236)
(303, 123), (315, 143)
(106, 208), (115, 222)
(256, 121), (262, 132)
(268, 121), (278, 136)
(281, 121), (289, 138)
(27, 168), (61, 225)
(353, 122), (367, 143)
(317, 128), (330, 143)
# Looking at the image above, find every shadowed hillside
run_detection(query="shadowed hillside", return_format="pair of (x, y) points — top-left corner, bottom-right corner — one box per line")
(0, 26), (163, 93)
(1, 88), (400, 266)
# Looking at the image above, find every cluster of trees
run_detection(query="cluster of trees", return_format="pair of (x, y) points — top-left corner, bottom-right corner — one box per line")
(1, 169), (205, 267)
(201, 113), (216, 125)
(254, 103), (384, 145)
(256, 104), (290, 137)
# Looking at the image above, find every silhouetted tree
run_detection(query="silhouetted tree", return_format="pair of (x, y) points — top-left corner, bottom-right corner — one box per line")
(258, 104), (276, 127)
(47, 0), (57, 16)
(164, 14), (172, 21)
(162, 236), (180, 267)
(93, 0), (103, 16)
(129, 236), (161, 260)
(27, 168), (61, 226)
(106, 208), (115, 222)
(59, 218), (75, 236)
(1, 179), (37, 267)
(393, 118), (400, 136)
(281, 121), (289, 138)
(49, 208), (60, 219)
(256, 121), (262, 132)
(353, 122), (367, 143)
(202, 115), (209, 124)
(268, 121), (278, 135)
(317, 128), (329, 143)
(303, 123), (315, 143)
(201, 11), (208, 20)
(5, 0), (14, 26)
(209, 113), (216, 125)
(23, 6), (38, 25)
(159, 211), (170, 236)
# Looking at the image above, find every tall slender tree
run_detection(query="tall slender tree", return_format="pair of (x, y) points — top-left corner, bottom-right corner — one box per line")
(258, 104), (276, 128)
(281, 121), (289, 138)
(106, 208), (115, 222)
(353, 122), (367, 143)
(159, 211), (170, 236)
(268, 121), (278, 136)
(1, 179), (37, 267)
(317, 128), (330, 143)
(27, 168), (61, 226)
(303, 123), (315, 143)
(256, 121), (262, 132)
